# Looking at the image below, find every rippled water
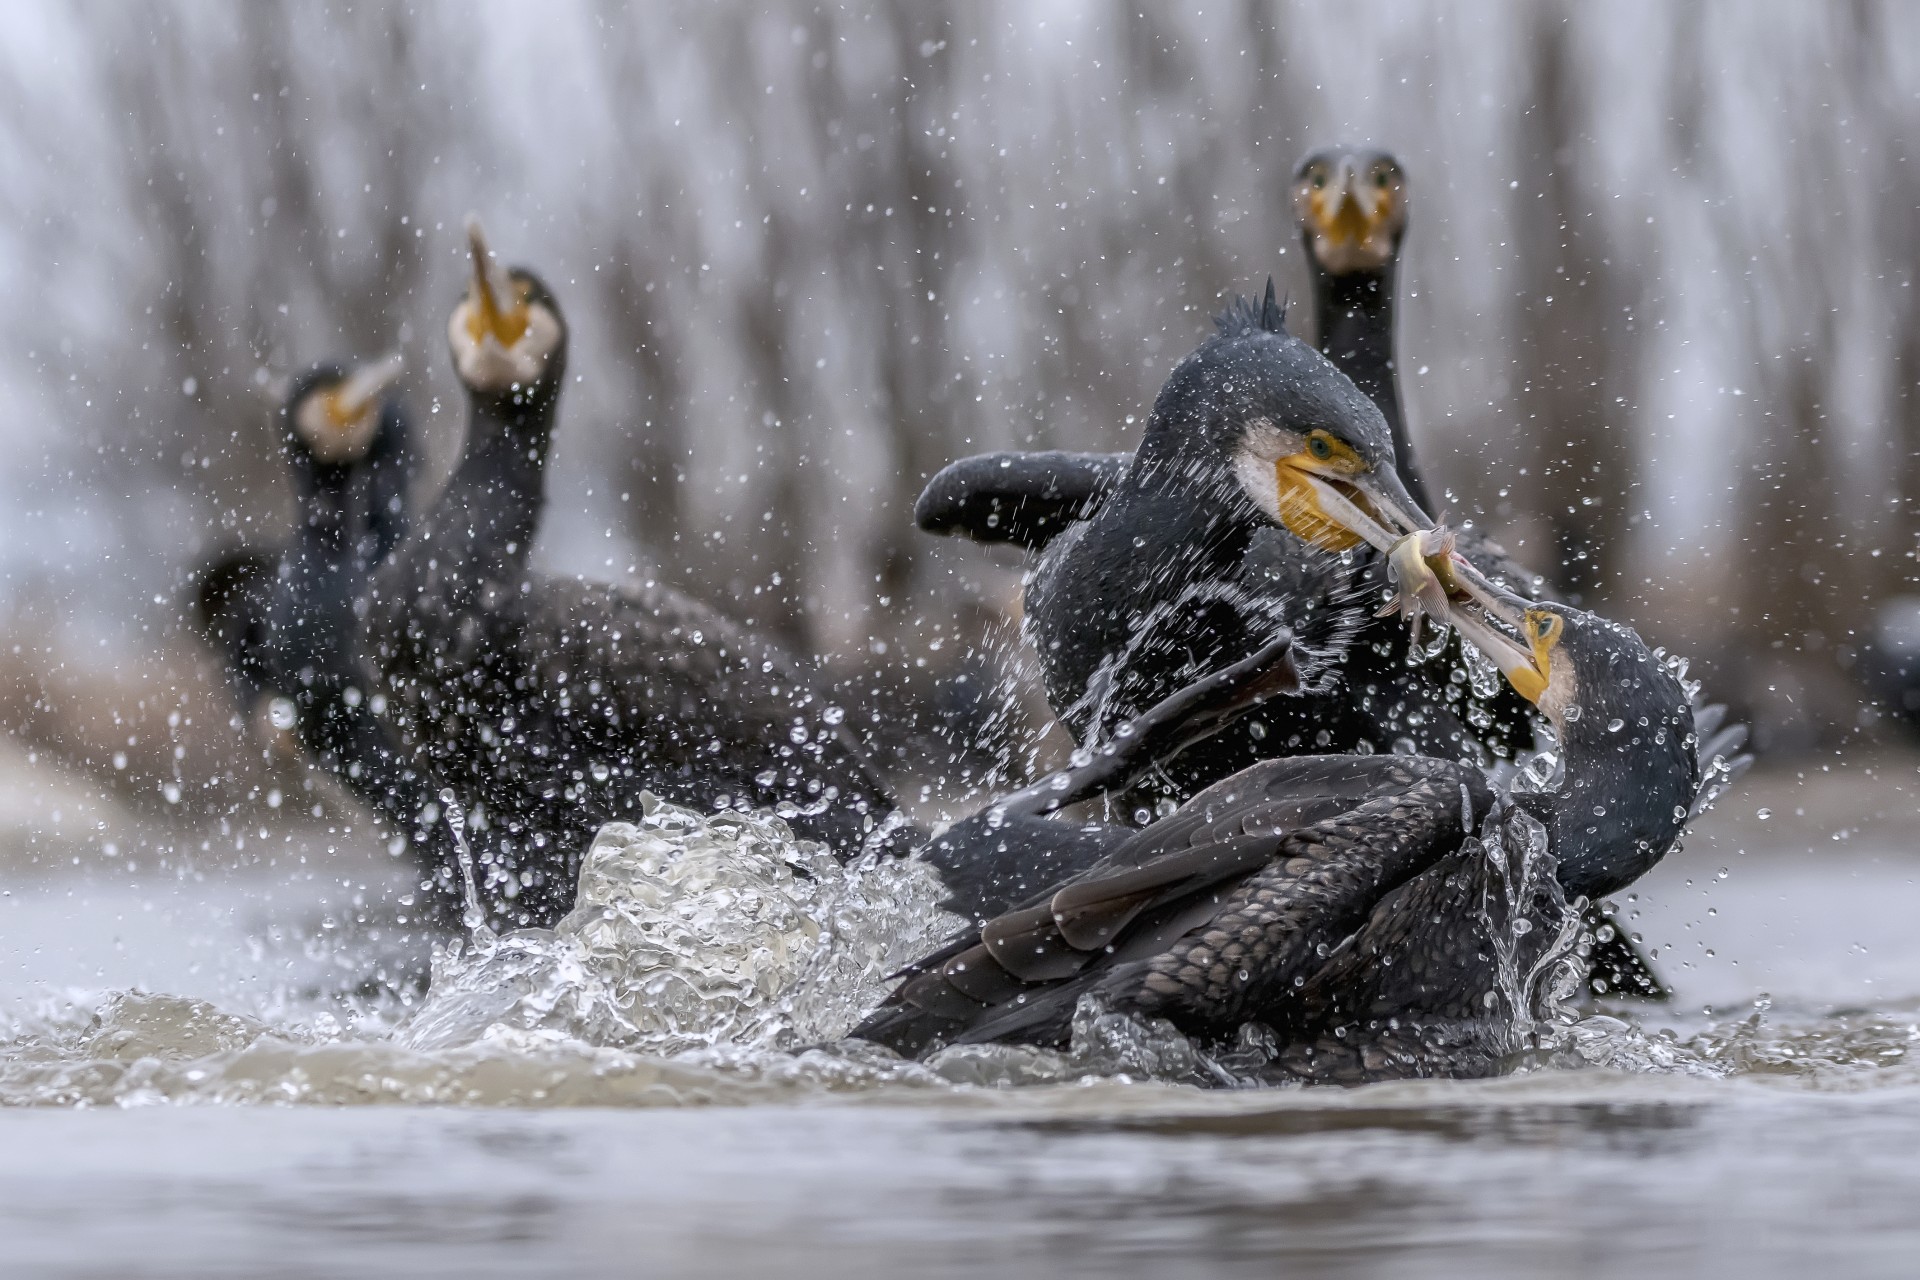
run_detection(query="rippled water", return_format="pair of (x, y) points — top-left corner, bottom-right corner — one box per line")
(4, 751), (1920, 1276)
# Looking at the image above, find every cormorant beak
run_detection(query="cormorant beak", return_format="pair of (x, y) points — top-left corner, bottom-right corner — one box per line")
(463, 217), (529, 349)
(1445, 584), (1551, 705)
(327, 353), (405, 426)
(1292, 461), (1433, 555)
(1321, 159), (1371, 247)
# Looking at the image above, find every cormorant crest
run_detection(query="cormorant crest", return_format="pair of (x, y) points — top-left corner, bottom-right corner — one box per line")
(1214, 278), (1290, 338)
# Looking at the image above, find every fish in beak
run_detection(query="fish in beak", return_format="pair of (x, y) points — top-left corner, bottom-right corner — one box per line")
(1377, 525), (1456, 648)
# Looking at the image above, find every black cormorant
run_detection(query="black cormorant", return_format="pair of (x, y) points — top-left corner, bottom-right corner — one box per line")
(361, 222), (897, 927)
(271, 358), (467, 911)
(1010, 293), (1529, 805)
(190, 359), (464, 917)
(856, 583), (1746, 1080)
(1291, 144), (1424, 512)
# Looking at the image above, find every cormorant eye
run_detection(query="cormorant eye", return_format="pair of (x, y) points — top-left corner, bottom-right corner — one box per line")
(1306, 434), (1334, 461)
(1374, 169), (1393, 189)
(1310, 170), (1326, 189)
(1534, 615), (1555, 639)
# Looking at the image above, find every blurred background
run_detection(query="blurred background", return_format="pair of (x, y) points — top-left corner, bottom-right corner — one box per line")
(2, 1), (1919, 842)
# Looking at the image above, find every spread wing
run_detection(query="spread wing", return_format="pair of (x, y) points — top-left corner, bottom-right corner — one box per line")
(914, 451), (1133, 551)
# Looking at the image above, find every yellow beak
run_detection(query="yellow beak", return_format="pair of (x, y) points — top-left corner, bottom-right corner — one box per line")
(1445, 586), (1551, 705)
(326, 352), (405, 427)
(465, 217), (528, 348)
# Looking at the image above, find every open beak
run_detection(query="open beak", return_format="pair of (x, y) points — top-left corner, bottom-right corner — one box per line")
(1294, 461), (1433, 554)
(464, 217), (528, 348)
(329, 353), (405, 424)
(1446, 586), (1550, 704)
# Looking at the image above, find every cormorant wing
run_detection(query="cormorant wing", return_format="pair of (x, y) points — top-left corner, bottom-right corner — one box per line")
(856, 755), (1492, 1056)
(914, 450), (1133, 551)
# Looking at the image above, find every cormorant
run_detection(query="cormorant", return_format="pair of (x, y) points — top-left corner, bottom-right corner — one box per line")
(188, 359), (465, 917)
(360, 222), (897, 927)
(856, 581), (1747, 1081)
(1008, 292), (1528, 808)
(1291, 144), (1424, 512)
(271, 358), (467, 912)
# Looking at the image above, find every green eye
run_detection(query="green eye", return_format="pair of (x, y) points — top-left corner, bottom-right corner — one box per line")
(1535, 615), (1555, 638)
(1310, 170), (1326, 189)
(1307, 434), (1333, 460)
(1375, 169), (1393, 188)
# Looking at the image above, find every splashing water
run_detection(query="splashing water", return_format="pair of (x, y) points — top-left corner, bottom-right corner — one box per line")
(441, 787), (495, 943)
(1458, 634), (1505, 701)
(4, 785), (1917, 1108)
(403, 794), (965, 1054)
(1476, 805), (1587, 1062)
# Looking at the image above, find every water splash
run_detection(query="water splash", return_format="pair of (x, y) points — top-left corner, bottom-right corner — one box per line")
(402, 794), (965, 1054)
(1478, 804), (1586, 1061)
(6, 790), (1918, 1108)
(440, 786), (494, 945)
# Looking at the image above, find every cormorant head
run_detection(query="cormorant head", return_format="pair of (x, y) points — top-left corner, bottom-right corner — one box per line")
(283, 355), (406, 472)
(1159, 282), (1432, 552)
(1292, 145), (1407, 277)
(447, 218), (567, 402)
(1449, 589), (1699, 898)
(1450, 593), (1690, 747)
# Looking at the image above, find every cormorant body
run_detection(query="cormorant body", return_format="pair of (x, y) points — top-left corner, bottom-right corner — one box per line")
(858, 596), (1745, 1081)
(362, 227), (896, 927)
(189, 546), (279, 725)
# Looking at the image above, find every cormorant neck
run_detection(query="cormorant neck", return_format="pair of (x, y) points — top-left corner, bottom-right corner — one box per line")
(289, 465), (355, 551)
(1312, 259), (1431, 513)
(1541, 694), (1695, 902)
(1128, 434), (1263, 564)
(438, 383), (561, 567)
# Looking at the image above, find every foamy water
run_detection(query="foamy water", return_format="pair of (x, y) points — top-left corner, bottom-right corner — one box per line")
(3, 790), (1917, 1111)
(4, 766), (1920, 1274)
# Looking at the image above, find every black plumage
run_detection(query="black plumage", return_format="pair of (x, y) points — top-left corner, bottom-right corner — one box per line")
(912, 449), (1131, 552)
(269, 361), (463, 911)
(361, 225), (897, 928)
(919, 629), (1308, 922)
(192, 360), (462, 916)
(1015, 293), (1519, 810)
(858, 596), (1745, 1080)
